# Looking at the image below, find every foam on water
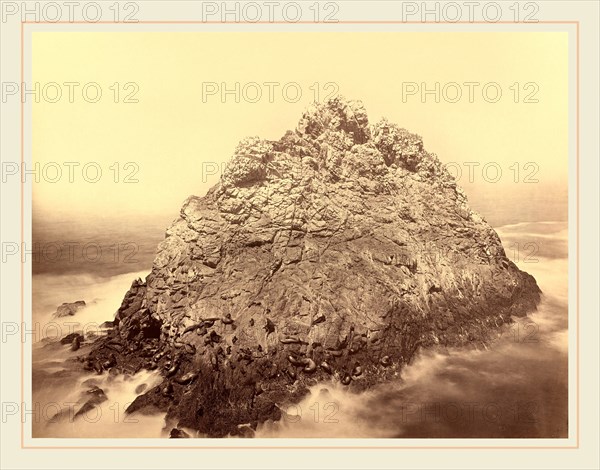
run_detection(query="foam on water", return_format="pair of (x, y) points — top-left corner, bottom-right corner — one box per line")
(32, 269), (168, 438)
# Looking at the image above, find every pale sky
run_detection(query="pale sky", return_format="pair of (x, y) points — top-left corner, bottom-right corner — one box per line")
(32, 32), (568, 224)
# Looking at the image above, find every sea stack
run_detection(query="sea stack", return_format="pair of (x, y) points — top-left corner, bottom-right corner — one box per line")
(88, 97), (541, 437)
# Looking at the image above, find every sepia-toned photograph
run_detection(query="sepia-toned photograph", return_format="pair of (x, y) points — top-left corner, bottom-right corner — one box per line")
(2, 2), (599, 469)
(30, 30), (569, 439)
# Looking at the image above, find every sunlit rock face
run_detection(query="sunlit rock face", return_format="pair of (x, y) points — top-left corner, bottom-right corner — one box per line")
(88, 97), (541, 437)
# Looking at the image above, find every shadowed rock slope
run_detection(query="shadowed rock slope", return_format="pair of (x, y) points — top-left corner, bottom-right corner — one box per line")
(87, 97), (540, 437)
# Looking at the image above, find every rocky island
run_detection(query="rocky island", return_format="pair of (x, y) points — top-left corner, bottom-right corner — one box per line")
(84, 97), (541, 437)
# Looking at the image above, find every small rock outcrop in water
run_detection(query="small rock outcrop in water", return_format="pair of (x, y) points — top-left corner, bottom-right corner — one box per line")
(60, 332), (83, 345)
(88, 97), (541, 437)
(53, 300), (86, 317)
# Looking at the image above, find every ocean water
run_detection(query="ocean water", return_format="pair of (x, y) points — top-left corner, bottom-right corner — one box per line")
(31, 218), (569, 439)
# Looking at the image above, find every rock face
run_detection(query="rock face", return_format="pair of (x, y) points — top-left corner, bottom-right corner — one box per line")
(53, 300), (86, 317)
(87, 97), (540, 437)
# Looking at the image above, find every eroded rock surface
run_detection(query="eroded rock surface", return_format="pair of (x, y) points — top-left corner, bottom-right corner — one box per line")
(87, 97), (540, 436)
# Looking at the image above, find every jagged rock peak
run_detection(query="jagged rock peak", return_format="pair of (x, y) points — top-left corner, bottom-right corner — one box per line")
(219, 96), (444, 190)
(296, 96), (370, 143)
